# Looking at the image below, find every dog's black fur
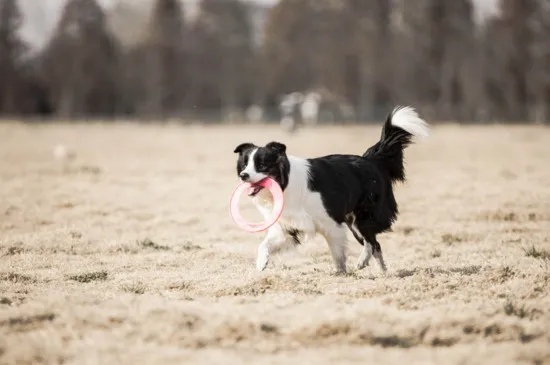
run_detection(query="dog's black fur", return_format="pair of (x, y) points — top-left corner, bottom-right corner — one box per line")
(307, 108), (416, 252)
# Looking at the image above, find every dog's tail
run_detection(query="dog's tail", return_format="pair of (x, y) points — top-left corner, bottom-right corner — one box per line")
(363, 106), (429, 183)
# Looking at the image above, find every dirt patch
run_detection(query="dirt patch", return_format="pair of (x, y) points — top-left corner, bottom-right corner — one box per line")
(0, 313), (55, 332)
(0, 273), (36, 284)
(215, 276), (324, 297)
(67, 270), (109, 283)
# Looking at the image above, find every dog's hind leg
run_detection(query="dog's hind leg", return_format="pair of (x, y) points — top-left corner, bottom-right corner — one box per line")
(364, 232), (387, 272)
(321, 224), (348, 274)
(355, 239), (373, 270)
(354, 219), (387, 272)
(345, 213), (365, 246)
(345, 214), (373, 270)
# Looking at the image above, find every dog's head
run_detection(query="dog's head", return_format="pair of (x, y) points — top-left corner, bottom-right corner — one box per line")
(233, 141), (290, 196)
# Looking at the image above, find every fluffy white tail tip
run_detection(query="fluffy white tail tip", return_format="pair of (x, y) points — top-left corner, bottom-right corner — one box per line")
(391, 106), (429, 139)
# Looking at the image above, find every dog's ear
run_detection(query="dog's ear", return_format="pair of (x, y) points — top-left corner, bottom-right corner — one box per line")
(233, 143), (255, 154)
(266, 142), (286, 154)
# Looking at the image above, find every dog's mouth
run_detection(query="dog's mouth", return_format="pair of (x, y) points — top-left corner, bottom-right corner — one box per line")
(247, 179), (267, 197)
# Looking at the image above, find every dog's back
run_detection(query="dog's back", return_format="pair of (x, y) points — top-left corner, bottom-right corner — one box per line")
(306, 154), (390, 230)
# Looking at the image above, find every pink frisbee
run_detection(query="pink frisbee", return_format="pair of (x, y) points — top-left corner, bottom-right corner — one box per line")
(229, 177), (284, 233)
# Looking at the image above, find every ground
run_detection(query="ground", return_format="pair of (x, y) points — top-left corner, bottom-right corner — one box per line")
(0, 122), (549, 365)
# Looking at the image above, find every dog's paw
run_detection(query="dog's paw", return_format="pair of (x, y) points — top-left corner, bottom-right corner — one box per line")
(256, 254), (269, 271)
(355, 260), (369, 271)
(332, 269), (347, 276)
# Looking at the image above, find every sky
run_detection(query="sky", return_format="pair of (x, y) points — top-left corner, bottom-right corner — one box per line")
(18, 0), (500, 53)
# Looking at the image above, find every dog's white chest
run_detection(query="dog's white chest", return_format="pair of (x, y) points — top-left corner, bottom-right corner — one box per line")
(253, 186), (327, 235)
(251, 155), (336, 237)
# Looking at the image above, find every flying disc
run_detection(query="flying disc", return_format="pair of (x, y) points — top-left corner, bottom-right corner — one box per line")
(229, 177), (284, 233)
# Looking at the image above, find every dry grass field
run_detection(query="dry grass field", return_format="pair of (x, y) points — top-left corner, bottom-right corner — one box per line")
(1, 121), (550, 365)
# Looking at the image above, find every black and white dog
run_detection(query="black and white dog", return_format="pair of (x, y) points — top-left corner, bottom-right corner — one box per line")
(234, 106), (429, 273)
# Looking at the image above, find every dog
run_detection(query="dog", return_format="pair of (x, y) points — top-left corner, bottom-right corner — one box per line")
(233, 106), (429, 273)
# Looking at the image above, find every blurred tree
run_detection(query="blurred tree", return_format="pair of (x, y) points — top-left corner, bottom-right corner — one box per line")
(480, 0), (540, 122)
(117, 45), (149, 117)
(0, 0), (27, 114)
(498, 0), (538, 121)
(531, 0), (550, 123)
(262, 0), (316, 100)
(143, 0), (187, 118)
(480, 16), (511, 121)
(394, 0), (476, 121)
(262, 0), (358, 112)
(186, 0), (253, 116)
(346, 0), (393, 119)
(41, 0), (119, 118)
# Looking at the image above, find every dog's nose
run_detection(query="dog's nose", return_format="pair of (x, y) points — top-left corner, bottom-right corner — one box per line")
(239, 172), (250, 181)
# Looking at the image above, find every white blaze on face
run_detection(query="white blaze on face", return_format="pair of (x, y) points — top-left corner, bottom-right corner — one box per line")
(241, 148), (268, 183)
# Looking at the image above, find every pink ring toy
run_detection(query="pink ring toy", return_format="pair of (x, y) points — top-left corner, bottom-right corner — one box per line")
(229, 177), (284, 233)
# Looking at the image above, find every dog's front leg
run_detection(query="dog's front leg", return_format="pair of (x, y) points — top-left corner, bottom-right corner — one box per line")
(256, 225), (286, 271)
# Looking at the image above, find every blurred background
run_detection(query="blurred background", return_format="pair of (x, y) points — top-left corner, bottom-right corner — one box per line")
(1, 0), (550, 124)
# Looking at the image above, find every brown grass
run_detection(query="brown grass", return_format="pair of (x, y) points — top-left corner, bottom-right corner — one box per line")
(0, 122), (550, 365)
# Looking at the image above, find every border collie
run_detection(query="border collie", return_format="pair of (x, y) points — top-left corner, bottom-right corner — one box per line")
(234, 106), (429, 273)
